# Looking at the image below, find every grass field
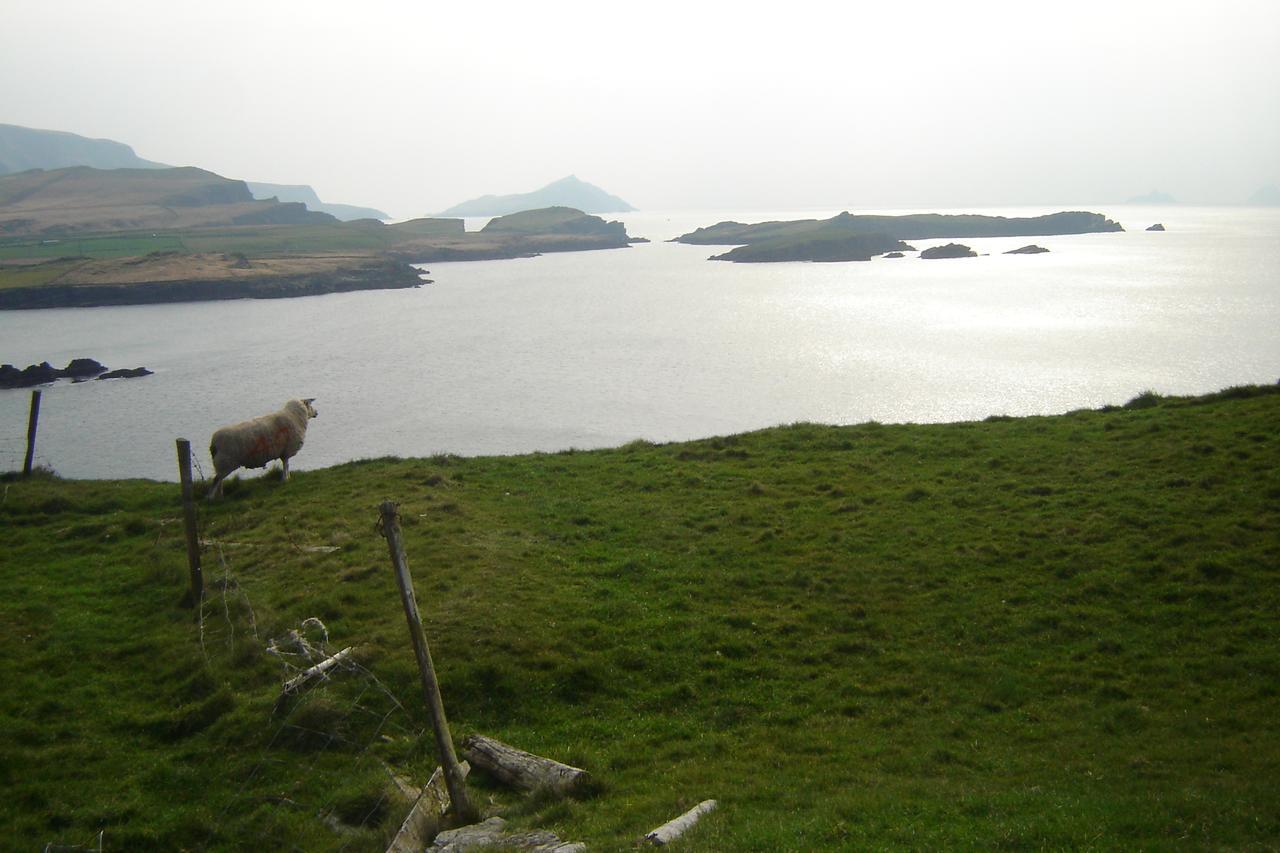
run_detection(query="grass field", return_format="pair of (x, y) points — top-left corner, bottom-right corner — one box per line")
(0, 224), (393, 262)
(1, 386), (1277, 850)
(0, 234), (187, 261)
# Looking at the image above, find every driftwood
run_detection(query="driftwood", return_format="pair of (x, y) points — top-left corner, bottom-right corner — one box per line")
(429, 816), (585, 852)
(644, 799), (718, 846)
(280, 646), (354, 696)
(386, 762), (470, 853)
(460, 735), (591, 797)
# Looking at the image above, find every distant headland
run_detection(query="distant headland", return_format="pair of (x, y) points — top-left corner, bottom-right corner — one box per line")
(0, 166), (641, 309)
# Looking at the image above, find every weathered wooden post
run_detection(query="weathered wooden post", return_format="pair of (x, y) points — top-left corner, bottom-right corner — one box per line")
(175, 438), (204, 605)
(380, 500), (478, 824)
(22, 389), (41, 477)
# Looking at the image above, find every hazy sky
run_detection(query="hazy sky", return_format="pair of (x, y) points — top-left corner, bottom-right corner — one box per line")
(3, 0), (1277, 218)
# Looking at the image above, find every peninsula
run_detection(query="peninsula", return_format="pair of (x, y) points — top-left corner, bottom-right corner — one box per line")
(677, 210), (1123, 263)
(0, 167), (639, 309)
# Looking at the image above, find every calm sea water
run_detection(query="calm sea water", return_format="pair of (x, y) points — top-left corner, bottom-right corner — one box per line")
(1, 205), (1277, 481)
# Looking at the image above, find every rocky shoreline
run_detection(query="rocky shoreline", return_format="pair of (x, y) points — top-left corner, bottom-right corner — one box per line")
(0, 259), (427, 310)
(1, 358), (152, 389)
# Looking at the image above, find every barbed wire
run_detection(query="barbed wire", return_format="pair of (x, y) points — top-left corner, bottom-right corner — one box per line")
(189, 501), (431, 851)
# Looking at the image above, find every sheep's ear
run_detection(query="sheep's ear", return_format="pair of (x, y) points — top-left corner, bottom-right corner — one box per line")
(303, 398), (316, 405)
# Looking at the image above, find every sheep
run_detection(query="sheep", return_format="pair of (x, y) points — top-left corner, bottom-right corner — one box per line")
(208, 398), (318, 499)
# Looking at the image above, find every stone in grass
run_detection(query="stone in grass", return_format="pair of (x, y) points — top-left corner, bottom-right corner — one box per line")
(429, 816), (584, 852)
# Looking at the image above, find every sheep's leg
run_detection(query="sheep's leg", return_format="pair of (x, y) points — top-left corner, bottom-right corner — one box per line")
(281, 456), (290, 482)
(207, 473), (224, 501)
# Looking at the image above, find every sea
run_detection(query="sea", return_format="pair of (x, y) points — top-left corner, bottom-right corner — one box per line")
(1, 204), (1277, 482)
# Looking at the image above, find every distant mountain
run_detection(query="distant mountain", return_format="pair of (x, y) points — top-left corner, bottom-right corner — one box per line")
(1126, 190), (1177, 204)
(246, 181), (388, 221)
(1248, 184), (1280, 206)
(439, 175), (635, 217)
(0, 123), (165, 175)
(0, 166), (334, 235)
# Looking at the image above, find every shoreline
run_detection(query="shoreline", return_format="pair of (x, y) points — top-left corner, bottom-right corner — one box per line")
(0, 259), (427, 310)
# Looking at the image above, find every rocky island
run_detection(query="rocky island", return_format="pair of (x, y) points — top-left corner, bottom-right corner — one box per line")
(676, 210), (1123, 263)
(711, 232), (914, 263)
(920, 243), (977, 259)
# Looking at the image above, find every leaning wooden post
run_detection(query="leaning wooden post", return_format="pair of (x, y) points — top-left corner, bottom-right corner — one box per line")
(380, 500), (478, 824)
(22, 389), (41, 477)
(175, 439), (204, 605)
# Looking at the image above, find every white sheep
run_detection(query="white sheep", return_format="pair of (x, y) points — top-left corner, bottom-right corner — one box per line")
(208, 398), (318, 499)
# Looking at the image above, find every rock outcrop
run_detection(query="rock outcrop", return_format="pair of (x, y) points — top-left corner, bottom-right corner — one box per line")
(1005, 244), (1050, 254)
(0, 358), (146, 388)
(920, 243), (977, 259)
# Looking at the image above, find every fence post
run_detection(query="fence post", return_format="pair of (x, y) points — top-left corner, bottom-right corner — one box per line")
(380, 500), (478, 824)
(23, 389), (41, 477)
(175, 439), (204, 605)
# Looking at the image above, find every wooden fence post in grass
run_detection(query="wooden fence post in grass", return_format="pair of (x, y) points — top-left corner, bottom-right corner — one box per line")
(23, 389), (41, 477)
(380, 500), (478, 824)
(175, 438), (204, 605)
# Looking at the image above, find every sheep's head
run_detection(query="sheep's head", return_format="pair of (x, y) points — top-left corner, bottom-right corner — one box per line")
(302, 398), (318, 419)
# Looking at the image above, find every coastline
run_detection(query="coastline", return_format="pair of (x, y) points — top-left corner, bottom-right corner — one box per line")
(0, 259), (427, 310)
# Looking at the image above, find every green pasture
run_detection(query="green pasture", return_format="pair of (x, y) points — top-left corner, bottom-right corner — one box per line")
(1, 386), (1277, 850)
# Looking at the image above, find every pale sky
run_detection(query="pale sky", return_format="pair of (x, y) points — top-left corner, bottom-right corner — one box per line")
(2, 0), (1277, 219)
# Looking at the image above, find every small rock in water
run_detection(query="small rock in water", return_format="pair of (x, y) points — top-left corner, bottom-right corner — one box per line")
(1005, 245), (1050, 254)
(96, 367), (154, 381)
(1147, 223), (1166, 231)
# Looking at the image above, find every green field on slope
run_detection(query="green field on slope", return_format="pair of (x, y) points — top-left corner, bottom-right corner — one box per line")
(1, 386), (1277, 850)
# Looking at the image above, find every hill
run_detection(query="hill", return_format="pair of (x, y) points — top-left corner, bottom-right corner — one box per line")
(0, 123), (165, 175)
(440, 175), (635, 217)
(0, 166), (333, 235)
(1, 384), (1277, 849)
(247, 182), (389, 221)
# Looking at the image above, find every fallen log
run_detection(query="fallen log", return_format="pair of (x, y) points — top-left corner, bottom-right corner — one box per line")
(644, 799), (718, 846)
(460, 735), (591, 797)
(280, 646), (354, 696)
(386, 762), (470, 853)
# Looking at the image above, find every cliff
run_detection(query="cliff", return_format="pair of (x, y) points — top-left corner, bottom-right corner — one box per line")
(0, 166), (336, 235)
(0, 123), (166, 175)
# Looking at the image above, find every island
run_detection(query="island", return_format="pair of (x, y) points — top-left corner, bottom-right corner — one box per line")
(711, 232), (913, 263)
(439, 175), (634, 217)
(674, 210), (1123, 263)
(0, 167), (641, 309)
(920, 243), (977, 259)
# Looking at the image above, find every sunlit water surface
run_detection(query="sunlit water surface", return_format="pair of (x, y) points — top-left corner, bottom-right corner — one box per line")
(1, 205), (1276, 480)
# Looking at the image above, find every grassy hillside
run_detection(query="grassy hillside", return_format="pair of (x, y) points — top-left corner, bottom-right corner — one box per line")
(1, 387), (1277, 850)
